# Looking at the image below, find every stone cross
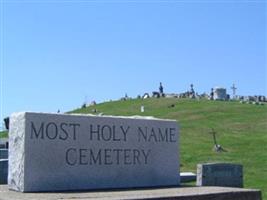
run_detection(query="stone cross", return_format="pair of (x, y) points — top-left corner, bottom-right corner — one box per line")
(159, 82), (163, 94)
(209, 129), (226, 152)
(190, 84), (194, 92)
(231, 84), (237, 99)
(209, 128), (218, 147)
(210, 88), (214, 100)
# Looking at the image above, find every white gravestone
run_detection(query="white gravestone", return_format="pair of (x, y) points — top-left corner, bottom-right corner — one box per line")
(8, 112), (180, 192)
(141, 105), (145, 113)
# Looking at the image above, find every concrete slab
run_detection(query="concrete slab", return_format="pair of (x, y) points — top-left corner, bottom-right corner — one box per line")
(0, 185), (261, 200)
(180, 172), (196, 183)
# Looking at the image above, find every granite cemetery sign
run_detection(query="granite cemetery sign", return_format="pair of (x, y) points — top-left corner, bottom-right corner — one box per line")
(8, 112), (180, 192)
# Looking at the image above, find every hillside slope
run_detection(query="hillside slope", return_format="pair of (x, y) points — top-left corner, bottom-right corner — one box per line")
(72, 98), (267, 198)
(0, 131), (8, 138)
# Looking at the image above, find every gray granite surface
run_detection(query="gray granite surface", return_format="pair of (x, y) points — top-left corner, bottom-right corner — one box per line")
(8, 112), (179, 192)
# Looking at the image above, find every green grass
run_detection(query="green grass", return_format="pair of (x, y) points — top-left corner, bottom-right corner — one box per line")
(0, 131), (8, 138)
(72, 98), (267, 198)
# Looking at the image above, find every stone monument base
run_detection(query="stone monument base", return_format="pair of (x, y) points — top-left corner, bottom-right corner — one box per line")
(0, 185), (261, 200)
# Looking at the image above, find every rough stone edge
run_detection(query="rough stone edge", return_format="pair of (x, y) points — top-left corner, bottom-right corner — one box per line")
(196, 164), (202, 186)
(16, 111), (177, 121)
(8, 112), (26, 192)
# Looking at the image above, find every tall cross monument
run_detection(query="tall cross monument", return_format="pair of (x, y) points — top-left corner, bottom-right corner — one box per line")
(231, 83), (237, 99)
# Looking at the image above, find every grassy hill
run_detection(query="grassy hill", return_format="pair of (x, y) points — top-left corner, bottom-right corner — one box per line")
(0, 131), (8, 138)
(72, 98), (267, 198)
(1, 98), (266, 198)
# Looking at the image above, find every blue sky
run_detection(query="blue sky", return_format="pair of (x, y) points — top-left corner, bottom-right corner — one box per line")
(0, 0), (266, 129)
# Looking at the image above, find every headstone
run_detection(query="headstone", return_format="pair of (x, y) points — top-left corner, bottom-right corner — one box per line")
(152, 92), (160, 98)
(0, 149), (8, 159)
(190, 84), (195, 99)
(0, 159), (8, 184)
(165, 94), (178, 98)
(210, 88), (214, 100)
(4, 117), (9, 130)
(9, 112), (180, 192)
(196, 163), (243, 187)
(214, 87), (227, 100)
(142, 93), (150, 99)
(159, 82), (164, 95)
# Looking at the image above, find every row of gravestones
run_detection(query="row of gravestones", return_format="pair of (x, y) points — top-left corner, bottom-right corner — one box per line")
(177, 163), (243, 187)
